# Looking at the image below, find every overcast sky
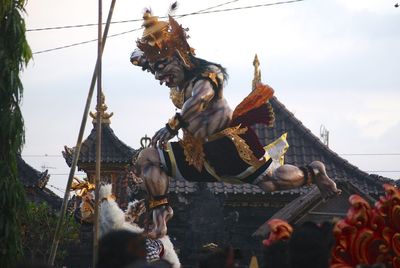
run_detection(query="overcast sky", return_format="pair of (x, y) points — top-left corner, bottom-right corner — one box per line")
(20, 0), (400, 196)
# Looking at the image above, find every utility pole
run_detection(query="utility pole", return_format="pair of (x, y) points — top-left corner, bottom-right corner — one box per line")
(93, 0), (103, 266)
(47, 1), (117, 265)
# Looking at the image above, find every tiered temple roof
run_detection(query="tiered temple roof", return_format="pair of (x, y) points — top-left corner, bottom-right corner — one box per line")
(17, 155), (61, 209)
(62, 95), (137, 169)
(63, 125), (136, 168)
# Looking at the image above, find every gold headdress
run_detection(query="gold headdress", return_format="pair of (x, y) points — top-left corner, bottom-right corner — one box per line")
(136, 10), (195, 69)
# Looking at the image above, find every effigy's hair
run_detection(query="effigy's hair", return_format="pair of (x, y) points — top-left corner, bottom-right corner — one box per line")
(185, 55), (229, 83)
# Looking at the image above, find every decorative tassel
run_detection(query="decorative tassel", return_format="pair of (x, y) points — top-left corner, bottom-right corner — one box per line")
(169, 2), (178, 15)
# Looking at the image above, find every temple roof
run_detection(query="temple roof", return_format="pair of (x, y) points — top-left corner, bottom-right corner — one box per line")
(17, 154), (49, 189)
(17, 155), (62, 209)
(168, 96), (394, 197)
(63, 124), (137, 167)
(63, 95), (137, 168)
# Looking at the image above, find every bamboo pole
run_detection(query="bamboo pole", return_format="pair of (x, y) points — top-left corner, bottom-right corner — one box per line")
(93, 0), (103, 266)
(48, 0), (117, 265)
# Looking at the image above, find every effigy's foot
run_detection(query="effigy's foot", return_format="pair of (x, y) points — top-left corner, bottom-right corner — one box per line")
(147, 205), (174, 239)
(309, 161), (342, 200)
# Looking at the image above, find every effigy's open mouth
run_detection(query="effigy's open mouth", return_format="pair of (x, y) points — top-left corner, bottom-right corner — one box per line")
(158, 74), (175, 86)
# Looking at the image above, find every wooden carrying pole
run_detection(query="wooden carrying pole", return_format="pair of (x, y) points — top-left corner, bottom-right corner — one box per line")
(48, 0), (116, 265)
(93, 0), (103, 266)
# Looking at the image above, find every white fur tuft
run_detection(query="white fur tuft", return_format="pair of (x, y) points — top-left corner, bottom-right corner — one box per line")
(99, 184), (112, 199)
(99, 184), (180, 268)
(160, 236), (181, 268)
(99, 185), (143, 237)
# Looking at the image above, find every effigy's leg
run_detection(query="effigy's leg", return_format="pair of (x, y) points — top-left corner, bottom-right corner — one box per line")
(257, 161), (341, 200)
(136, 147), (173, 239)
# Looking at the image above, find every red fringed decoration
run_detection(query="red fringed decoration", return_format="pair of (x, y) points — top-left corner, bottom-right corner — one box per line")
(259, 185), (400, 268)
(331, 184), (400, 268)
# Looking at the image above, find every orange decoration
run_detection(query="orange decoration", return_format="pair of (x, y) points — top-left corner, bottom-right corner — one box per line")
(232, 83), (274, 120)
(262, 219), (293, 247)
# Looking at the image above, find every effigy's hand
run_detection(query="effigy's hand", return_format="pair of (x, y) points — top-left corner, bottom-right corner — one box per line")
(151, 127), (174, 148)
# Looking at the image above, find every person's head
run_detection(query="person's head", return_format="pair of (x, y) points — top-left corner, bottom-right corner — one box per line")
(289, 221), (335, 268)
(196, 244), (239, 268)
(96, 230), (147, 268)
(263, 240), (290, 268)
(16, 262), (52, 268)
(126, 260), (172, 268)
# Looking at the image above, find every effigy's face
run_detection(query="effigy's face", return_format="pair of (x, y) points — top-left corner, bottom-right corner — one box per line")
(151, 57), (185, 88)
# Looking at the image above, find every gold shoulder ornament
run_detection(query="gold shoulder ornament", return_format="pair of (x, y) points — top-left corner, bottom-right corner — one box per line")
(169, 87), (185, 109)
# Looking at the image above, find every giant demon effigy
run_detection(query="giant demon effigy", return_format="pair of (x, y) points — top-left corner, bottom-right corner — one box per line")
(129, 9), (341, 239)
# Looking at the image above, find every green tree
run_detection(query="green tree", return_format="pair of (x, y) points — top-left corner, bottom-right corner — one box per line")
(0, 0), (32, 267)
(21, 202), (80, 266)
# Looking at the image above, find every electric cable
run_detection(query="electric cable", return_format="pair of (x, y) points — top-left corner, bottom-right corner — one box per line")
(28, 0), (242, 32)
(32, 0), (304, 54)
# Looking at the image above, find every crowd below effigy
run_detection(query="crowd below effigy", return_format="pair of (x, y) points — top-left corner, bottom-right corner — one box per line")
(15, 180), (399, 268)
(15, 220), (388, 268)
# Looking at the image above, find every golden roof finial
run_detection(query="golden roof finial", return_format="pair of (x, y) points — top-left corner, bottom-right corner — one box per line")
(90, 92), (114, 124)
(252, 54), (262, 91)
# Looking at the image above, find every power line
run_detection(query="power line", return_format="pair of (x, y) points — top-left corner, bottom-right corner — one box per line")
(32, 0), (241, 54)
(27, 19), (141, 32)
(33, 28), (141, 54)
(48, 184), (66, 193)
(27, 0), (241, 32)
(32, 0), (304, 54)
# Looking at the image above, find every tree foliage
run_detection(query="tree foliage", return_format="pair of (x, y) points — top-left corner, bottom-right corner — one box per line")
(0, 0), (32, 267)
(21, 202), (80, 266)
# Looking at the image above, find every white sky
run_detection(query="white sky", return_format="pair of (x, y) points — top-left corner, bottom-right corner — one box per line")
(20, 0), (400, 196)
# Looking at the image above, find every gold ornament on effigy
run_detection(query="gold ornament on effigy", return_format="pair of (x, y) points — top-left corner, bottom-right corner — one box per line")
(137, 10), (195, 68)
(149, 198), (169, 210)
(169, 87), (185, 109)
(217, 126), (265, 167)
(180, 131), (205, 172)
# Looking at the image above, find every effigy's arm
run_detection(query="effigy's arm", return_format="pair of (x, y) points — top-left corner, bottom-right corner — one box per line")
(180, 79), (215, 123)
(151, 79), (214, 147)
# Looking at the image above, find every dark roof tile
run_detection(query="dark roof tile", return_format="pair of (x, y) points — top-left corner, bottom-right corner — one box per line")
(17, 155), (49, 189)
(63, 124), (137, 166)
